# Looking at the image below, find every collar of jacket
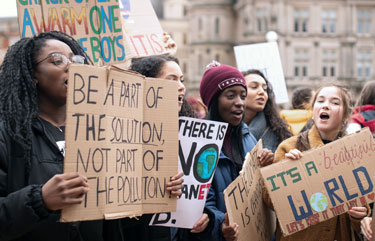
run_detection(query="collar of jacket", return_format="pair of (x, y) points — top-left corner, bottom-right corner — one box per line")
(219, 122), (249, 160)
(247, 111), (267, 140)
(307, 124), (325, 148)
(354, 104), (375, 114)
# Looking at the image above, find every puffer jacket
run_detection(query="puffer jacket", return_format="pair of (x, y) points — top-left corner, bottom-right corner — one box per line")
(0, 118), (122, 241)
(202, 122), (257, 241)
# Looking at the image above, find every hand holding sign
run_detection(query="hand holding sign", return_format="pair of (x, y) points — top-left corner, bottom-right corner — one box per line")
(285, 148), (303, 160)
(222, 213), (239, 241)
(167, 171), (184, 197)
(258, 148), (274, 167)
(190, 213), (209, 233)
(348, 206), (368, 219)
(42, 173), (89, 211)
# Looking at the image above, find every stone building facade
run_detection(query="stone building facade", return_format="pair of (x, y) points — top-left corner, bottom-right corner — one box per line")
(156, 0), (375, 99)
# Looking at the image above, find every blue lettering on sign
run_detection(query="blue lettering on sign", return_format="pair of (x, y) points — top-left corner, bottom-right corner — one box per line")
(288, 190), (313, 221)
(324, 177), (344, 207)
(353, 166), (373, 195)
(22, 9), (35, 37)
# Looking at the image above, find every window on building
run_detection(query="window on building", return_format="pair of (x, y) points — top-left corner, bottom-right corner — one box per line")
(256, 8), (269, 32)
(198, 17), (203, 31)
(294, 9), (309, 33)
(215, 54), (220, 62)
(215, 17), (220, 35)
(294, 49), (309, 77)
(322, 9), (336, 33)
(357, 49), (372, 78)
(183, 33), (187, 44)
(357, 10), (371, 34)
(322, 49), (337, 77)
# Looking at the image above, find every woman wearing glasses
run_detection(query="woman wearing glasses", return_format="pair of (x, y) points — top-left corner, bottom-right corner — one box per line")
(0, 31), (120, 241)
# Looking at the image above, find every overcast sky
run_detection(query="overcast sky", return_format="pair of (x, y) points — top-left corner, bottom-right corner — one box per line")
(0, 0), (17, 18)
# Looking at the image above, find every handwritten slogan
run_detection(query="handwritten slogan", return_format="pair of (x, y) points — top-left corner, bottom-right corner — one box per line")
(17, 0), (167, 64)
(150, 117), (227, 228)
(224, 141), (275, 241)
(61, 64), (179, 222)
(120, 0), (168, 58)
(261, 129), (375, 236)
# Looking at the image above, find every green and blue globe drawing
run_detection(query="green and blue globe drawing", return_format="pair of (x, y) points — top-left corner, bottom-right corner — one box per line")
(193, 145), (219, 183)
(310, 192), (329, 212)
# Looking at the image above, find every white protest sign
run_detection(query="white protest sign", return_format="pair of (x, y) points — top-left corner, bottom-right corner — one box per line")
(149, 117), (228, 228)
(234, 42), (288, 104)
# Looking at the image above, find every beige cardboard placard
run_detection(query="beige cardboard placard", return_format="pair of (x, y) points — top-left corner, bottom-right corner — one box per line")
(17, 0), (167, 64)
(17, 0), (124, 64)
(61, 64), (178, 222)
(261, 128), (375, 237)
(224, 140), (276, 241)
(119, 0), (168, 59)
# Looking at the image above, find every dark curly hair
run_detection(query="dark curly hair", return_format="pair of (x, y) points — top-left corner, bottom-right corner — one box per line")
(292, 87), (314, 109)
(130, 55), (196, 118)
(242, 69), (292, 143)
(0, 31), (91, 172)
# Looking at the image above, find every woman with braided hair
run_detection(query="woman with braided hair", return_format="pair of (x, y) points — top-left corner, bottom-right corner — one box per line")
(0, 31), (112, 241)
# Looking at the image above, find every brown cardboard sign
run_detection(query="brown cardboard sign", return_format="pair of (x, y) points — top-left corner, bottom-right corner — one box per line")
(17, 0), (167, 64)
(224, 140), (276, 241)
(261, 128), (375, 236)
(120, 0), (169, 59)
(61, 64), (178, 222)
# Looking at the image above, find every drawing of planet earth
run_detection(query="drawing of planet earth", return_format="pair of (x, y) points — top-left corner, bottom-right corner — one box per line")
(310, 192), (328, 212)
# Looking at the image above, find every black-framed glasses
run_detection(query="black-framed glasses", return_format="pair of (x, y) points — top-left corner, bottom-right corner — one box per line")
(36, 52), (85, 69)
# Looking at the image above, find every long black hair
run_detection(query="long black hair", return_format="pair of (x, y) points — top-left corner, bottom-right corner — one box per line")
(0, 31), (90, 166)
(130, 55), (196, 118)
(242, 69), (292, 143)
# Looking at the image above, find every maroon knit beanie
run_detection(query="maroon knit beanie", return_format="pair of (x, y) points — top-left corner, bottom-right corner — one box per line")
(199, 62), (247, 108)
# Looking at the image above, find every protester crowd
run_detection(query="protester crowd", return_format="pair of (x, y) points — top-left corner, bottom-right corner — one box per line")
(0, 31), (374, 241)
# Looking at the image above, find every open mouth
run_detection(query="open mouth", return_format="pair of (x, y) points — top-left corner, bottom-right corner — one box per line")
(320, 112), (330, 120)
(64, 80), (68, 86)
(178, 94), (184, 103)
(232, 110), (243, 118)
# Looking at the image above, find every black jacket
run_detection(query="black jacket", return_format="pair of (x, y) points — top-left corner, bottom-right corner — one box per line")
(0, 118), (123, 241)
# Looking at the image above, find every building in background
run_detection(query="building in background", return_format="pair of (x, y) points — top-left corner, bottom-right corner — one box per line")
(155, 0), (375, 100)
(0, 17), (19, 64)
(2, 0), (375, 100)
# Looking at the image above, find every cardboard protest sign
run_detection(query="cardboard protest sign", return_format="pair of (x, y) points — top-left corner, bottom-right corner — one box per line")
(17, 0), (168, 64)
(120, 0), (169, 59)
(149, 117), (228, 228)
(61, 64), (179, 222)
(234, 42), (288, 104)
(224, 140), (276, 241)
(261, 128), (375, 236)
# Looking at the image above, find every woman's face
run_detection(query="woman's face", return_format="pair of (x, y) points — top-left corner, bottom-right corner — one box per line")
(157, 61), (185, 112)
(34, 39), (73, 107)
(244, 74), (268, 114)
(218, 85), (247, 126)
(313, 86), (344, 140)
